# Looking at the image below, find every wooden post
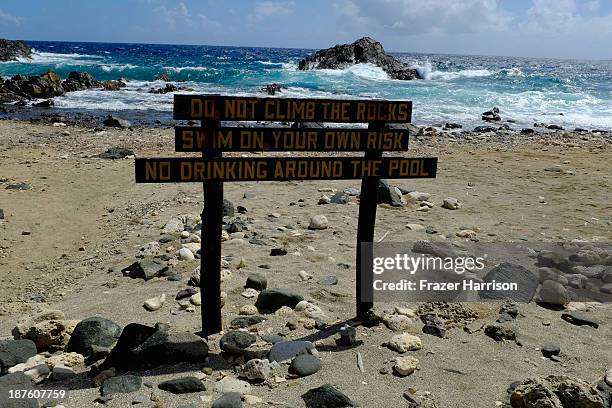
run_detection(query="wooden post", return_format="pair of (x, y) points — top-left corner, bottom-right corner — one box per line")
(355, 122), (384, 320)
(200, 119), (223, 336)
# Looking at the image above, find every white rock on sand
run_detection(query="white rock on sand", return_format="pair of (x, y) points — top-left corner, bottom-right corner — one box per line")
(308, 215), (328, 230)
(394, 356), (419, 376)
(144, 293), (166, 311)
(388, 333), (422, 353)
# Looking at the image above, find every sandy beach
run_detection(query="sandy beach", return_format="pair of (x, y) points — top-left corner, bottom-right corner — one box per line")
(1, 118), (611, 407)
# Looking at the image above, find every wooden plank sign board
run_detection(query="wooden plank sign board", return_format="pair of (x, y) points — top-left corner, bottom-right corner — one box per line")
(136, 157), (437, 182)
(175, 127), (410, 152)
(135, 94), (438, 336)
(174, 94), (412, 122)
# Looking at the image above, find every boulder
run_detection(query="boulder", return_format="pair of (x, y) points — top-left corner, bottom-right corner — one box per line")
(387, 333), (422, 353)
(538, 280), (570, 306)
(220, 331), (256, 353)
(255, 288), (304, 313)
(0, 339), (37, 374)
(308, 215), (328, 230)
(0, 70), (64, 101)
(298, 37), (420, 80)
(101, 323), (209, 371)
(155, 73), (170, 81)
(511, 376), (605, 408)
(61, 71), (101, 92)
(66, 317), (122, 358)
(302, 384), (354, 408)
(0, 39), (32, 61)
(0, 372), (38, 408)
(394, 356), (419, 376)
(241, 358), (270, 381)
(19, 320), (76, 351)
(479, 263), (539, 303)
(149, 83), (179, 94)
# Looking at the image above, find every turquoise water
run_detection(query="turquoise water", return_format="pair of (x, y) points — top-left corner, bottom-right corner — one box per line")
(1, 41), (612, 129)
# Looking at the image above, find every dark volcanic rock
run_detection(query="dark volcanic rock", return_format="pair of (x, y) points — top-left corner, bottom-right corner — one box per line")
(269, 340), (315, 363)
(149, 83), (179, 94)
(377, 179), (404, 207)
(158, 377), (205, 394)
(103, 115), (131, 128)
(220, 331), (257, 352)
(298, 37), (420, 80)
(101, 323), (209, 371)
(61, 71), (101, 92)
(0, 339), (37, 374)
(102, 80), (126, 91)
(32, 99), (53, 108)
(482, 107), (501, 122)
(212, 392), (243, 408)
(245, 274), (267, 291)
(0, 70), (64, 102)
(0, 372), (38, 408)
(99, 147), (135, 159)
(290, 354), (321, 377)
(101, 375), (142, 395)
(122, 259), (167, 280)
(255, 288), (304, 313)
(302, 384), (355, 408)
(155, 73), (170, 81)
(230, 316), (265, 329)
(561, 311), (600, 328)
(479, 263), (539, 302)
(0, 39), (32, 61)
(66, 317), (122, 357)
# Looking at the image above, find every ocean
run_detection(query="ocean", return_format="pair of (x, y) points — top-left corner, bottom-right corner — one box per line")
(1, 40), (612, 130)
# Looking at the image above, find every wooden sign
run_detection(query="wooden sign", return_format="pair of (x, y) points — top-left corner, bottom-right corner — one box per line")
(136, 157), (437, 182)
(174, 94), (412, 123)
(175, 127), (409, 152)
(135, 94), (437, 337)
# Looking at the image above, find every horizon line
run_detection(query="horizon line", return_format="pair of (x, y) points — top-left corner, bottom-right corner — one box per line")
(14, 37), (612, 63)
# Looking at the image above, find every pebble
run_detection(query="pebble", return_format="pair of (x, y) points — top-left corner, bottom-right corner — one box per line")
(246, 274), (267, 291)
(290, 354), (321, 377)
(318, 275), (338, 285)
(406, 191), (431, 202)
(178, 248), (195, 261)
(541, 344), (561, 358)
(143, 294), (166, 311)
(406, 223), (425, 231)
(383, 314), (413, 332)
(239, 305), (258, 316)
(308, 215), (328, 230)
(337, 325), (357, 346)
(538, 280), (570, 305)
(394, 356), (419, 376)
(456, 229), (477, 238)
(158, 376), (205, 394)
(189, 292), (201, 306)
(241, 288), (259, 299)
(242, 358), (270, 381)
(298, 270), (312, 281)
(212, 392), (243, 408)
(561, 311), (600, 328)
(442, 197), (460, 210)
(52, 365), (76, 380)
(387, 333), (422, 353)
(213, 377), (252, 395)
(244, 394), (263, 405)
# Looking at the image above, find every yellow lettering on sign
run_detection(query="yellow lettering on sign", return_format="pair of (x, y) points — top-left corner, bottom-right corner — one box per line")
(182, 130), (194, 149)
(145, 161), (171, 181)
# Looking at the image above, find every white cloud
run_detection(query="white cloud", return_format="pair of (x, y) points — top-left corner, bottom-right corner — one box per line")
(155, 2), (192, 28)
(0, 8), (21, 25)
(333, 0), (514, 35)
(525, 0), (612, 34)
(199, 13), (223, 33)
(249, 1), (295, 23)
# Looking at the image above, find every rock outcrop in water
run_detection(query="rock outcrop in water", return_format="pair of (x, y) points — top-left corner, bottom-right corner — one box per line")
(0, 39), (32, 61)
(298, 37), (421, 80)
(0, 70), (120, 103)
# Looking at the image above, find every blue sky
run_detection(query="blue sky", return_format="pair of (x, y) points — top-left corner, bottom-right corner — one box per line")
(1, 0), (611, 59)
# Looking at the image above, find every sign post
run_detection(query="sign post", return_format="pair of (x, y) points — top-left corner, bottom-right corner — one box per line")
(135, 94), (438, 335)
